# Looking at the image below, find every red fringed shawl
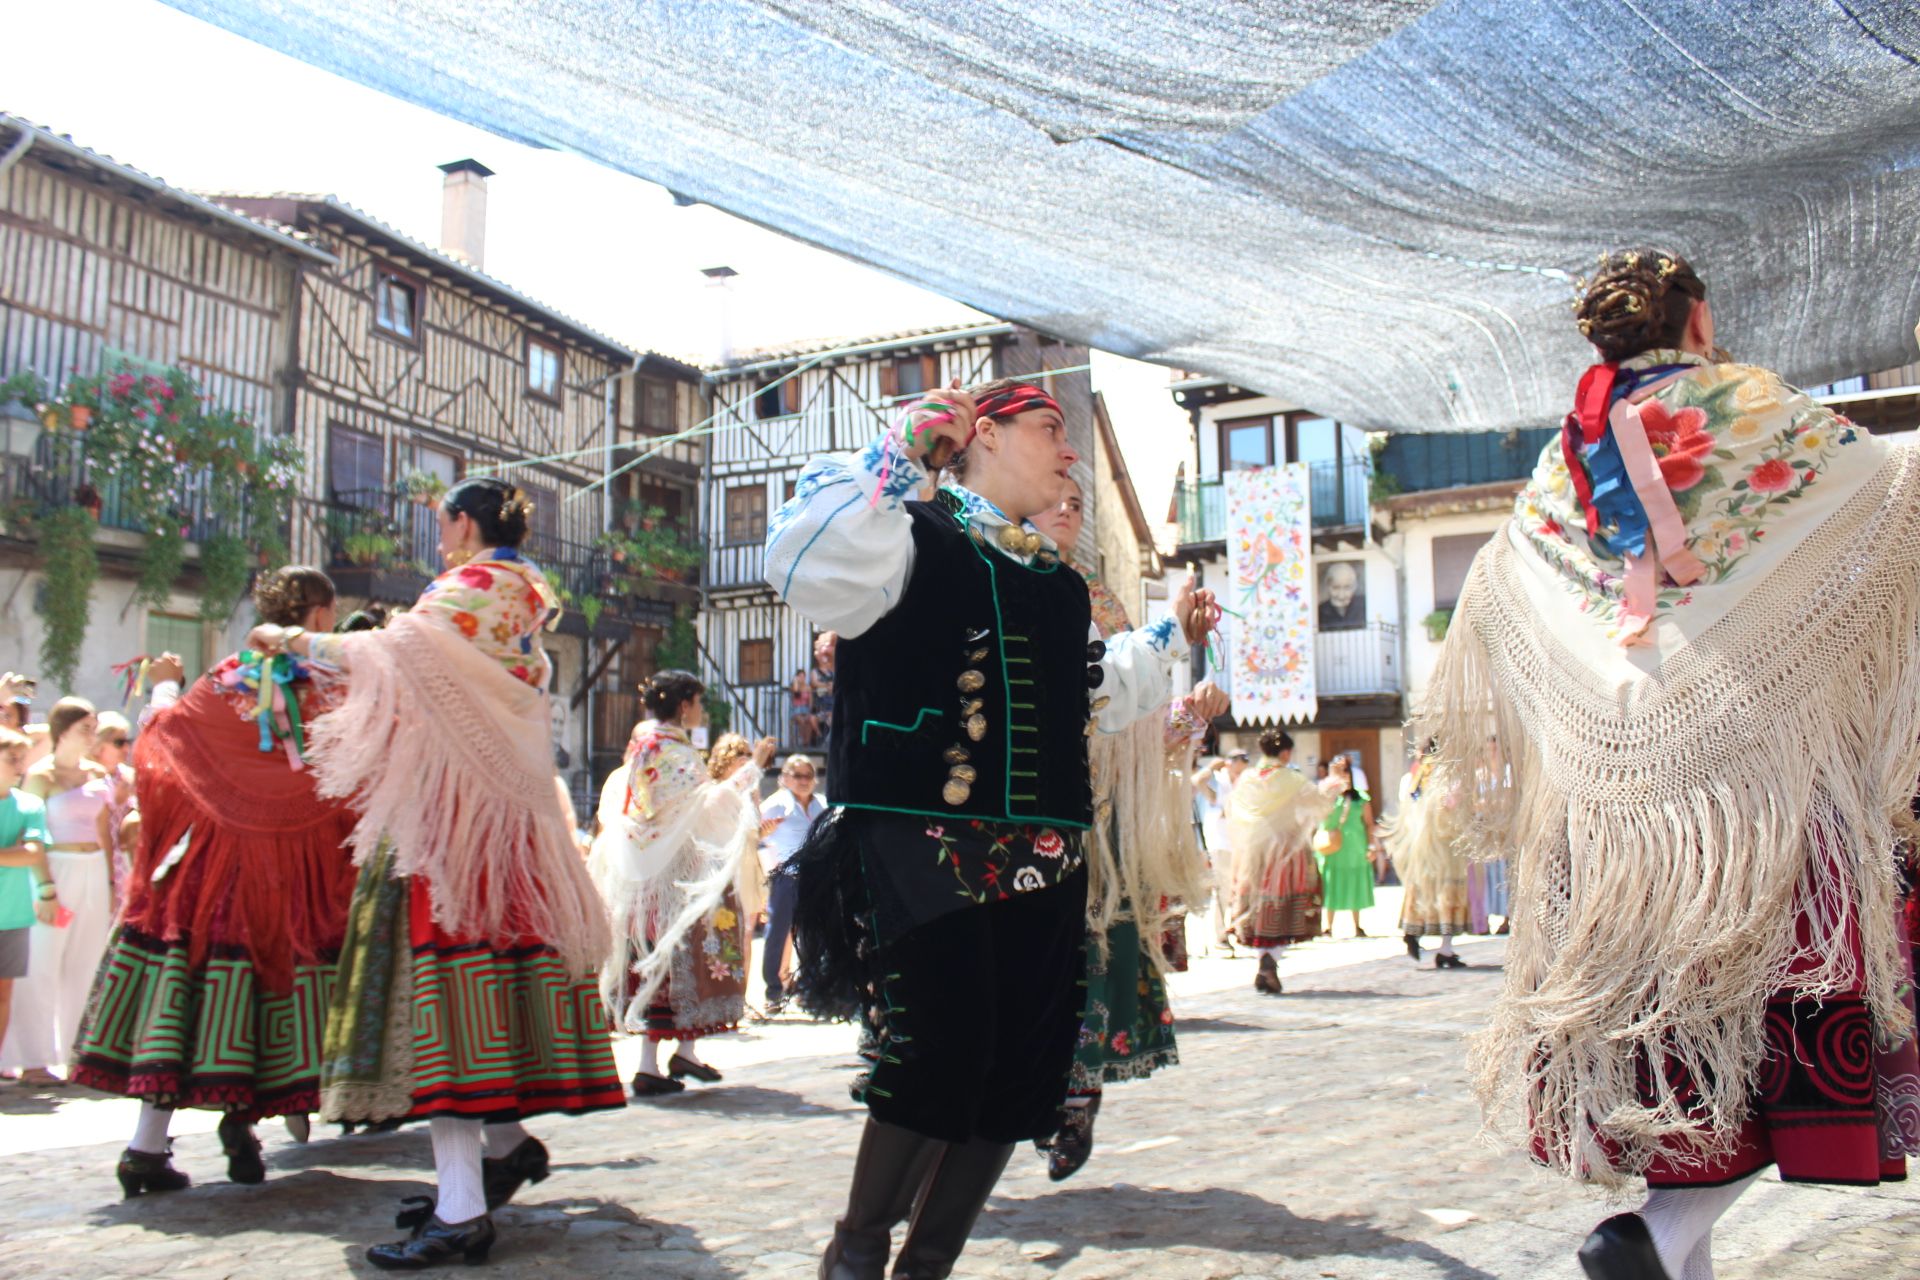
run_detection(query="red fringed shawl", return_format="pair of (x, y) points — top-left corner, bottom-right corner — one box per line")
(123, 671), (359, 994)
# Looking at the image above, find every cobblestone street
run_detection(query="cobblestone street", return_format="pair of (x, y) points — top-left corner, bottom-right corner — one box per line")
(0, 898), (1912, 1279)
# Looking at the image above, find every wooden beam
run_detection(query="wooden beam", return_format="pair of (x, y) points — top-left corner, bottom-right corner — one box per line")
(572, 635), (623, 709)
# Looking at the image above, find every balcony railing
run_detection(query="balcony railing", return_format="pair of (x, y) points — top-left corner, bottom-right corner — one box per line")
(1174, 459), (1370, 546)
(306, 487), (701, 622)
(0, 433), (276, 547)
(1314, 622), (1399, 697)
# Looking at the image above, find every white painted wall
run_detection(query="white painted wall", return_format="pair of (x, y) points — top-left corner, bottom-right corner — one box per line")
(1398, 508), (1509, 713)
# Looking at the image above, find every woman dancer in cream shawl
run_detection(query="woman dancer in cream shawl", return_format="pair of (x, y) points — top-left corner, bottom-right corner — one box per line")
(1421, 249), (1920, 1280)
(589, 671), (772, 1096)
(1225, 729), (1333, 994)
(1379, 742), (1471, 969)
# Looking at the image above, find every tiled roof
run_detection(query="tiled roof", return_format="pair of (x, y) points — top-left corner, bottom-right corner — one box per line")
(205, 190), (646, 364)
(709, 320), (1016, 378)
(0, 114), (335, 264)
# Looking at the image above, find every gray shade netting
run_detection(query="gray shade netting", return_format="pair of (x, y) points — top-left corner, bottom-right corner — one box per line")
(166, 0), (1920, 432)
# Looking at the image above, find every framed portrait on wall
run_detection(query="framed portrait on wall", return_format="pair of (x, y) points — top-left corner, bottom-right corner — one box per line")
(1317, 559), (1366, 631)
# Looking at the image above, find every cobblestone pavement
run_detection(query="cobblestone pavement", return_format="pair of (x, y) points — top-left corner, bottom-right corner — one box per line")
(0, 893), (1912, 1279)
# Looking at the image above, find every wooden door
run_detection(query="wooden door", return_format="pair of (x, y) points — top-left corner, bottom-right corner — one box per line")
(1320, 729), (1381, 804)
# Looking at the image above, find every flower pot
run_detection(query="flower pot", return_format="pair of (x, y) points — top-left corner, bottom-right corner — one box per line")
(68, 405), (92, 432)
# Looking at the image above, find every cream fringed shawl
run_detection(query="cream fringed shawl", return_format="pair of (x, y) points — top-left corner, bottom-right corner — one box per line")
(1418, 354), (1920, 1186)
(585, 725), (760, 1032)
(1224, 761), (1333, 894)
(306, 612), (611, 979)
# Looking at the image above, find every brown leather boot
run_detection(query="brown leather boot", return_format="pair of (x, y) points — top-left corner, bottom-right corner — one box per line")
(820, 1118), (943, 1280)
(891, 1138), (1015, 1279)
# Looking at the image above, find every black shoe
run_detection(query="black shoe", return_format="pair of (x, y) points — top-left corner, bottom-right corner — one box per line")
(1435, 953), (1468, 969)
(117, 1146), (191, 1199)
(1405, 934), (1422, 961)
(1577, 1213), (1672, 1280)
(631, 1071), (685, 1097)
(484, 1135), (550, 1208)
(1046, 1095), (1100, 1182)
(394, 1137), (552, 1235)
(218, 1113), (265, 1185)
(366, 1214), (496, 1270)
(668, 1053), (722, 1083)
(1254, 952), (1282, 995)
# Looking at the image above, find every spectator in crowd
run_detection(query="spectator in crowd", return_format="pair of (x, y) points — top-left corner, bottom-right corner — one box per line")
(788, 669), (817, 747)
(757, 754), (825, 1014)
(810, 633), (836, 743)
(0, 726), (51, 1067)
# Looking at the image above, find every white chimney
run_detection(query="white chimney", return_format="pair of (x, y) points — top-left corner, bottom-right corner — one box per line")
(438, 159), (493, 269)
(702, 265), (739, 364)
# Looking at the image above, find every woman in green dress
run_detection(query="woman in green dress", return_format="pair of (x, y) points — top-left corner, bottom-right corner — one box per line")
(1316, 755), (1375, 937)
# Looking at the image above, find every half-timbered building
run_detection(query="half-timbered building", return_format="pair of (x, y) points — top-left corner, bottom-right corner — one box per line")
(0, 115), (330, 708)
(699, 321), (1095, 772)
(216, 173), (707, 801)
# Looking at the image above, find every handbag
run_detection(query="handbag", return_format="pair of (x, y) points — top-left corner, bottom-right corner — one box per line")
(1313, 798), (1351, 855)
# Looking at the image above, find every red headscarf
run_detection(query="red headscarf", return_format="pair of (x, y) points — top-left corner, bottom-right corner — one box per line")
(973, 383), (1060, 423)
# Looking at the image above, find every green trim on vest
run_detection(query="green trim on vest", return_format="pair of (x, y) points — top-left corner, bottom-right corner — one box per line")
(860, 708), (946, 745)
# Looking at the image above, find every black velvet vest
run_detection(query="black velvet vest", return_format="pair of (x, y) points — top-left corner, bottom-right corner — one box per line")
(830, 494), (1095, 829)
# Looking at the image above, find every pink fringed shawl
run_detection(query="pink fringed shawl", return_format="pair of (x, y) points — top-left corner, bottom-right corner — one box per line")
(306, 612), (611, 977)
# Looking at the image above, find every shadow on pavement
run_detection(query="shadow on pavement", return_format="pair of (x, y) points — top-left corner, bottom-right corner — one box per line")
(628, 1083), (848, 1119)
(978, 1184), (1497, 1278)
(1171, 1017), (1267, 1035)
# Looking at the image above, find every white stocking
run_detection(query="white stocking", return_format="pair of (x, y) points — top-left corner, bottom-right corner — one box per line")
(1638, 1173), (1759, 1279)
(1680, 1230), (1714, 1280)
(638, 1037), (662, 1077)
(674, 1038), (704, 1066)
(1436, 933), (1457, 957)
(429, 1116), (487, 1224)
(130, 1102), (172, 1155)
(1258, 945), (1287, 961)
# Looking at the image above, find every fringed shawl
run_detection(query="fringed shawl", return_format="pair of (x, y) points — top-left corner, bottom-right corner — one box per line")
(1082, 572), (1215, 967)
(305, 611), (611, 978)
(1418, 354), (1920, 1186)
(586, 722), (761, 1032)
(1225, 761), (1333, 895)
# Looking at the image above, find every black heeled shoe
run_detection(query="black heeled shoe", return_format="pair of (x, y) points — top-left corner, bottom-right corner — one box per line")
(1046, 1095), (1100, 1182)
(667, 1053), (722, 1083)
(1576, 1212), (1672, 1280)
(1435, 952), (1469, 969)
(218, 1114), (265, 1185)
(117, 1146), (191, 1199)
(631, 1071), (685, 1097)
(1405, 934), (1422, 961)
(396, 1135), (555, 1232)
(367, 1214), (496, 1270)
(1254, 952), (1282, 995)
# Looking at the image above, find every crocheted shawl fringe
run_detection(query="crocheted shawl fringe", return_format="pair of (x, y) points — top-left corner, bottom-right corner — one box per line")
(1416, 448), (1920, 1187)
(1085, 713), (1214, 972)
(1225, 764), (1335, 900)
(307, 613), (611, 979)
(589, 772), (759, 1033)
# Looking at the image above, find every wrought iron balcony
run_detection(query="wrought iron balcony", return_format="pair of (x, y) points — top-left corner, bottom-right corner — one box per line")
(1174, 459), (1370, 547)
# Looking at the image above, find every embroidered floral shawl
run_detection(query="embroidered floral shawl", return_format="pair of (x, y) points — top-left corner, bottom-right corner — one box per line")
(1421, 350), (1920, 1185)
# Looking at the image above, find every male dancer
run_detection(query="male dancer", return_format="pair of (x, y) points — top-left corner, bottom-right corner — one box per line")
(766, 378), (1216, 1277)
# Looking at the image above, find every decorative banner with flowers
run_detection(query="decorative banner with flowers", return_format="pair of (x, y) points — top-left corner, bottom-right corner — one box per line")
(1510, 353), (1879, 678)
(1224, 463), (1317, 725)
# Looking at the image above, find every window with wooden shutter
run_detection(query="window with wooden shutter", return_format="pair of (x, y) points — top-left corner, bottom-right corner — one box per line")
(878, 359), (898, 398)
(373, 269), (422, 344)
(738, 638), (774, 685)
(890, 354), (936, 398)
(754, 379), (785, 420)
(1431, 533), (1487, 611)
(641, 378), (674, 430)
(527, 337), (564, 402)
(724, 484), (767, 544)
(783, 377), (803, 414)
(328, 424), (385, 506)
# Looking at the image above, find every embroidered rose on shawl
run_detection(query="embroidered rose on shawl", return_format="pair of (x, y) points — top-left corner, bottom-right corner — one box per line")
(455, 565), (495, 589)
(450, 611), (479, 638)
(1033, 830), (1066, 859)
(1638, 401), (1713, 492)
(1747, 458), (1795, 493)
(1012, 866), (1045, 892)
